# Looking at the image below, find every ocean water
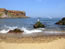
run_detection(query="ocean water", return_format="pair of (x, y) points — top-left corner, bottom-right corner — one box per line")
(0, 17), (65, 35)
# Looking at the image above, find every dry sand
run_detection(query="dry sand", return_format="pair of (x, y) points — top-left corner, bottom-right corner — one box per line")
(0, 35), (65, 49)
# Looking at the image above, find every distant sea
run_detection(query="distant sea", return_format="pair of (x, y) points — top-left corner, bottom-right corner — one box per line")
(0, 17), (65, 35)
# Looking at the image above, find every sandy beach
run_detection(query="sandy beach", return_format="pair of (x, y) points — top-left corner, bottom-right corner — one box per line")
(0, 38), (65, 49)
(0, 35), (65, 49)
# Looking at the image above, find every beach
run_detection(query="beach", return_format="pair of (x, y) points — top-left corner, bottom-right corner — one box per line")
(0, 18), (65, 49)
(0, 35), (65, 49)
(0, 38), (65, 49)
(0, 0), (65, 49)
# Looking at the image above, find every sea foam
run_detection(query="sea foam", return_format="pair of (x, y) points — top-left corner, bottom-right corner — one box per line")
(0, 25), (65, 34)
(0, 25), (43, 34)
(21, 27), (43, 34)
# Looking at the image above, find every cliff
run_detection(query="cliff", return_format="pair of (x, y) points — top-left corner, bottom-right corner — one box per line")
(0, 8), (28, 18)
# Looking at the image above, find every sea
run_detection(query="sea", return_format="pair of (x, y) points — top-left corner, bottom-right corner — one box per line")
(0, 17), (65, 36)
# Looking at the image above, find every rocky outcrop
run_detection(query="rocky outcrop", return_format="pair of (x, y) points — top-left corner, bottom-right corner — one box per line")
(56, 17), (65, 25)
(8, 29), (24, 33)
(0, 8), (28, 18)
(33, 20), (45, 28)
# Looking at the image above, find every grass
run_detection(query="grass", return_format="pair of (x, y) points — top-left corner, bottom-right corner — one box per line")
(0, 13), (3, 16)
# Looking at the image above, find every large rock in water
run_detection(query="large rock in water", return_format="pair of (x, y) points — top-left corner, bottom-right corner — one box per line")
(56, 17), (65, 25)
(8, 29), (24, 33)
(33, 21), (45, 28)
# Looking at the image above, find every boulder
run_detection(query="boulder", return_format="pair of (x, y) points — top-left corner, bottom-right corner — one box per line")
(56, 17), (65, 25)
(62, 17), (65, 21)
(33, 21), (45, 28)
(8, 28), (24, 33)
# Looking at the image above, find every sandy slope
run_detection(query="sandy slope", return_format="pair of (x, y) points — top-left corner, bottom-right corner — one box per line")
(0, 38), (65, 49)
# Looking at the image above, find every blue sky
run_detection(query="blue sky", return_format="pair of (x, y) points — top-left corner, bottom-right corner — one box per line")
(0, 0), (65, 18)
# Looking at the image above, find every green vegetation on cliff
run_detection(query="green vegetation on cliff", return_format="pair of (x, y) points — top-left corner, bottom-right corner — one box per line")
(0, 13), (3, 16)
(0, 8), (28, 18)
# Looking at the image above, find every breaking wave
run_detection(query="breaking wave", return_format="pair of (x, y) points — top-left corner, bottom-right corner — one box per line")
(21, 27), (43, 34)
(0, 25), (65, 35)
(0, 25), (43, 34)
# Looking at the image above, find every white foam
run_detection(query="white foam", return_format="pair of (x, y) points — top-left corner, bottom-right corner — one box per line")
(21, 27), (43, 34)
(0, 29), (9, 33)
(1, 25), (64, 34)
(44, 31), (65, 34)
(0, 25), (18, 33)
(0, 26), (43, 34)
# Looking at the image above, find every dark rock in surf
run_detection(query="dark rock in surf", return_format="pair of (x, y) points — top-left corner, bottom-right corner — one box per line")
(8, 28), (24, 33)
(33, 19), (45, 28)
(56, 17), (65, 25)
(62, 17), (65, 21)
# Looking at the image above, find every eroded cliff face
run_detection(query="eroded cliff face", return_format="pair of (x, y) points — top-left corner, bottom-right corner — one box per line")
(0, 8), (28, 18)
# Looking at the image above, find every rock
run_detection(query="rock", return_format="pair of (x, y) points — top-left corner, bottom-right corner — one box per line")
(62, 17), (65, 21)
(8, 29), (24, 33)
(0, 8), (28, 18)
(56, 17), (65, 25)
(33, 21), (45, 28)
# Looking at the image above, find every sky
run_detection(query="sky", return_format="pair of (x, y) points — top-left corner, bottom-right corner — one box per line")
(0, 0), (65, 18)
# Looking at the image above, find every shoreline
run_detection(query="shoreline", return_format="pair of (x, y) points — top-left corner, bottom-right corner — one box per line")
(0, 34), (65, 43)
(0, 17), (29, 19)
(0, 33), (65, 49)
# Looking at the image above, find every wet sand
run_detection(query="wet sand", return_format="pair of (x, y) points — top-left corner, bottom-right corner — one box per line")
(0, 34), (65, 49)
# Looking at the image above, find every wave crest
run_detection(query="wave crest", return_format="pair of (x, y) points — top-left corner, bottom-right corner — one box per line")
(0, 25), (43, 34)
